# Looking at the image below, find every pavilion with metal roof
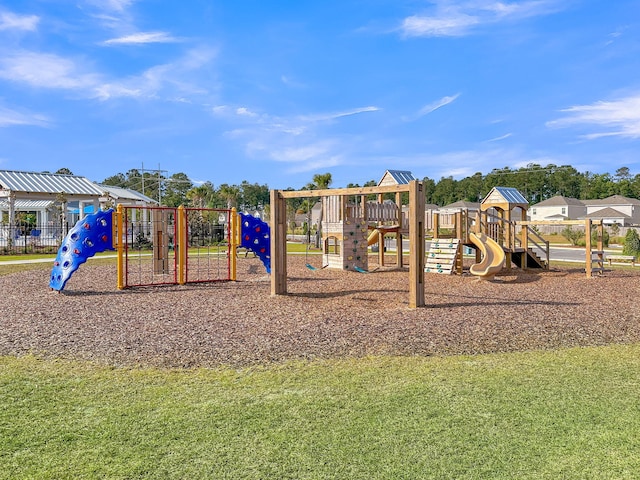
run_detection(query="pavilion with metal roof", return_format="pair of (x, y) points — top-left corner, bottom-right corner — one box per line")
(0, 170), (108, 226)
(0, 170), (155, 228)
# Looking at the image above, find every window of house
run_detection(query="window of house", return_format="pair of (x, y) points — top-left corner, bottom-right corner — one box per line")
(561, 207), (566, 215)
(532, 208), (536, 215)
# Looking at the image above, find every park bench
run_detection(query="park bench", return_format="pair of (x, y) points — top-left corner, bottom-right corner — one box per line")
(606, 255), (636, 266)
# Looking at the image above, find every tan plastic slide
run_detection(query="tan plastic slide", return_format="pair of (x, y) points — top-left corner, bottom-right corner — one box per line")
(469, 232), (506, 280)
(367, 225), (399, 246)
(367, 229), (380, 246)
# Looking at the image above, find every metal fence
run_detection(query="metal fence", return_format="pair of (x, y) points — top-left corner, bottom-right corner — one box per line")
(0, 222), (68, 255)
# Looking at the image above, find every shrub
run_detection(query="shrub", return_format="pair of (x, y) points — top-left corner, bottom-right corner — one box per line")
(623, 229), (640, 257)
(592, 229), (609, 248)
(610, 223), (620, 237)
(561, 226), (584, 246)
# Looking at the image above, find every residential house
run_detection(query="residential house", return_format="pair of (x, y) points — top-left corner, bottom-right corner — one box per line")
(528, 195), (586, 221)
(584, 195), (640, 226)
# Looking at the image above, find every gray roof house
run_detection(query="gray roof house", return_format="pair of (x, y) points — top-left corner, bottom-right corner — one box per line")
(585, 207), (631, 225)
(440, 200), (481, 212)
(583, 195), (640, 226)
(528, 195), (586, 221)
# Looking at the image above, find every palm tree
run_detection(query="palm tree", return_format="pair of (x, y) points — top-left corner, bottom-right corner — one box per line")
(218, 184), (240, 210)
(186, 182), (215, 209)
(309, 173), (332, 247)
(312, 173), (332, 190)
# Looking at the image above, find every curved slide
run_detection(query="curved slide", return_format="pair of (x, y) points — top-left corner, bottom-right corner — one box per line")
(367, 229), (380, 246)
(469, 232), (505, 280)
(367, 225), (399, 246)
(50, 209), (115, 291)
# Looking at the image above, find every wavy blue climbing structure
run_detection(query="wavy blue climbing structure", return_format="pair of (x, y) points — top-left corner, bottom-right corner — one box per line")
(49, 209), (115, 291)
(239, 213), (270, 273)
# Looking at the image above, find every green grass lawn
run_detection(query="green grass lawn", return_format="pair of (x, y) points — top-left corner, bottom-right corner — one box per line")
(2, 346), (640, 479)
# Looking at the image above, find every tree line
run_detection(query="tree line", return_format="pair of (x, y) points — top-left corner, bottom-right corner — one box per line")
(52, 164), (640, 211)
(421, 164), (640, 206)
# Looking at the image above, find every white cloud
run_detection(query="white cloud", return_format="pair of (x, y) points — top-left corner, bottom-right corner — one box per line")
(287, 156), (343, 174)
(0, 12), (40, 31)
(402, 14), (478, 37)
(217, 105), (381, 173)
(300, 106), (380, 123)
(0, 51), (99, 90)
(102, 31), (180, 45)
(212, 105), (228, 115)
(94, 83), (142, 100)
(0, 106), (49, 127)
(402, 94), (460, 121)
(85, 0), (134, 14)
(270, 143), (334, 164)
(547, 94), (640, 140)
(267, 142), (343, 173)
(281, 75), (307, 89)
(0, 44), (215, 103)
(417, 94), (460, 117)
(400, 0), (563, 37)
(486, 133), (513, 142)
(236, 107), (258, 117)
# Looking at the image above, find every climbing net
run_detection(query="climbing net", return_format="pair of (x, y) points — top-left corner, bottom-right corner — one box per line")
(121, 206), (232, 288)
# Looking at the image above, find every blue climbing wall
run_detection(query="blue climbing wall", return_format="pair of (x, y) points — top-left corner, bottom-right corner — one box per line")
(49, 209), (115, 291)
(239, 213), (270, 273)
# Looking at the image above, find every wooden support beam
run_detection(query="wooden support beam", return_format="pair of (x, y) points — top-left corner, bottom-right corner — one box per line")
(278, 183), (411, 199)
(270, 190), (287, 296)
(585, 218), (592, 278)
(395, 191), (403, 268)
(408, 180), (425, 308)
(433, 212), (440, 239)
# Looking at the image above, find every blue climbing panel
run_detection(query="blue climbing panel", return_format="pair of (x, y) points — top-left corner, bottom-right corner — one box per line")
(49, 209), (115, 291)
(239, 213), (270, 273)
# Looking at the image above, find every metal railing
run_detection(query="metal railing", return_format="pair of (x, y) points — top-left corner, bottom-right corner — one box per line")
(0, 222), (68, 254)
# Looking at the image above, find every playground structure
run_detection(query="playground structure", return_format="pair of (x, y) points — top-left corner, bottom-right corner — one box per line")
(468, 232), (506, 281)
(49, 177), (606, 306)
(319, 192), (409, 272)
(431, 186), (605, 278)
(50, 205), (271, 291)
(270, 180), (427, 308)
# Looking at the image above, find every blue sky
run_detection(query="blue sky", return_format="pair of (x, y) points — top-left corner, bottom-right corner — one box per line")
(0, 1), (639, 190)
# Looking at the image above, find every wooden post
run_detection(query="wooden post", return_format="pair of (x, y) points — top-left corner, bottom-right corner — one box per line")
(585, 218), (592, 278)
(116, 205), (125, 290)
(152, 208), (169, 275)
(521, 224), (529, 270)
(177, 205), (187, 284)
(229, 208), (237, 281)
(505, 208), (512, 250)
(408, 180), (425, 308)
(395, 191), (403, 267)
(473, 211), (481, 263)
(455, 211), (462, 240)
(270, 190), (287, 295)
(433, 212), (440, 239)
